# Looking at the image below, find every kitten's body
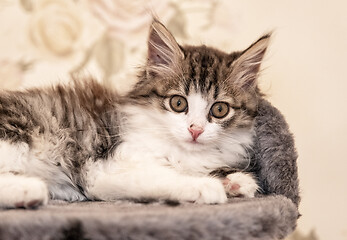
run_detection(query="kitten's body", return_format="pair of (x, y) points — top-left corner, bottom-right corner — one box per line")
(0, 21), (269, 208)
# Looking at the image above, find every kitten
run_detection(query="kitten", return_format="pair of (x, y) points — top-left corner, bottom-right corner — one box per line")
(0, 20), (269, 208)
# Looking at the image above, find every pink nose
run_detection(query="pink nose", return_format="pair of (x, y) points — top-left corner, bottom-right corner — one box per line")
(188, 125), (204, 141)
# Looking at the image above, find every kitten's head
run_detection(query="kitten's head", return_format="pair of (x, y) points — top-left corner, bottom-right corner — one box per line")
(128, 20), (270, 151)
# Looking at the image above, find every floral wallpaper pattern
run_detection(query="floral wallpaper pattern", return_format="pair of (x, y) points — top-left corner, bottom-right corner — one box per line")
(0, 0), (237, 94)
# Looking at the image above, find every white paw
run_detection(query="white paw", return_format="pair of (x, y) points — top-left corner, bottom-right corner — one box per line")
(196, 178), (228, 204)
(181, 178), (227, 204)
(223, 172), (258, 198)
(0, 176), (48, 209)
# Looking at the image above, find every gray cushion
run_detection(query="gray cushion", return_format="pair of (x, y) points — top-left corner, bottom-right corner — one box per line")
(0, 196), (298, 240)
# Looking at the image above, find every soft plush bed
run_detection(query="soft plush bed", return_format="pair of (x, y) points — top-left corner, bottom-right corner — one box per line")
(0, 99), (300, 240)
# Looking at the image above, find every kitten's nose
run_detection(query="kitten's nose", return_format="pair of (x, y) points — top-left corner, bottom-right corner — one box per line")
(188, 124), (204, 141)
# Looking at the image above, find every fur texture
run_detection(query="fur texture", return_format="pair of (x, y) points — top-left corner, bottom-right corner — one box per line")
(0, 80), (120, 205)
(249, 99), (300, 206)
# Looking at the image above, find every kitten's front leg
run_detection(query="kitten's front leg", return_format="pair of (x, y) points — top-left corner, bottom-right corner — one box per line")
(86, 164), (227, 204)
(0, 174), (49, 208)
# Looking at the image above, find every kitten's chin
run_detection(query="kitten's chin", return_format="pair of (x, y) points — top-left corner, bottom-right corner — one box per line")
(178, 139), (207, 152)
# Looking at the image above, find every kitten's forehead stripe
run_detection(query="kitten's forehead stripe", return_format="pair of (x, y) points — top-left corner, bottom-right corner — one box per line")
(188, 55), (197, 91)
(199, 54), (208, 90)
(184, 79), (191, 96)
(213, 85), (219, 100)
(184, 47), (225, 96)
(207, 80), (213, 92)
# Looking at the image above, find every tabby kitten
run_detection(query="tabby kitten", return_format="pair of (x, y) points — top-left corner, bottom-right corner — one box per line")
(0, 20), (269, 208)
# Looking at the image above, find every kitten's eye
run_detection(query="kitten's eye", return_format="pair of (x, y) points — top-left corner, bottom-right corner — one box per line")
(210, 102), (230, 118)
(169, 95), (188, 113)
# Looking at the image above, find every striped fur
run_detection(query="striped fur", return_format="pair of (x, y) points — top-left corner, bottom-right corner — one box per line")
(0, 80), (121, 200)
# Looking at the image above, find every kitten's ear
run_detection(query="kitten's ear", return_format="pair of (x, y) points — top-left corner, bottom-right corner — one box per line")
(229, 34), (271, 89)
(147, 19), (184, 68)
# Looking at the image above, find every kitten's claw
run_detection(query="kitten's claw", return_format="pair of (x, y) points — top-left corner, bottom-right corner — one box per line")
(223, 172), (258, 198)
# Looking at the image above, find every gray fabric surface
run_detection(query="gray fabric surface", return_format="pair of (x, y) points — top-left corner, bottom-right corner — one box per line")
(0, 196), (298, 240)
(0, 99), (300, 240)
(250, 99), (300, 206)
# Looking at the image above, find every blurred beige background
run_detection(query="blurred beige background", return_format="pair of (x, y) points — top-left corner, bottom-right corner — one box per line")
(0, 0), (346, 239)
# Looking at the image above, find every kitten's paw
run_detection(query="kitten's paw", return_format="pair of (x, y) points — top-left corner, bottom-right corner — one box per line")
(12, 177), (48, 209)
(223, 172), (258, 198)
(191, 178), (227, 204)
(0, 176), (48, 209)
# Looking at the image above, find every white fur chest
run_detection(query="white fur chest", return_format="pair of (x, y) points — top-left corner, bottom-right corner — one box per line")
(116, 127), (253, 176)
